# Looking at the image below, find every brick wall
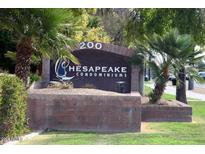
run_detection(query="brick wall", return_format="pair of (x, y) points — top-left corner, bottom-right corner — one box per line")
(27, 89), (141, 132)
(141, 102), (192, 122)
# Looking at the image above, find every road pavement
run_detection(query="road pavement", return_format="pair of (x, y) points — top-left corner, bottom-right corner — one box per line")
(146, 82), (205, 101)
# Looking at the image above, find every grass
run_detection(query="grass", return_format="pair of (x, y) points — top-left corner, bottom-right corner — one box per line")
(18, 101), (205, 145)
(144, 83), (197, 101)
(18, 100), (205, 145)
(144, 84), (176, 100)
(18, 84), (205, 145)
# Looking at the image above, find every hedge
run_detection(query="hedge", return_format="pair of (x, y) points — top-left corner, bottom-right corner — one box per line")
(0, 74), (28, 141)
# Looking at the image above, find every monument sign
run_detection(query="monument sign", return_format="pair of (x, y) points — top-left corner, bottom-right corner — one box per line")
(48, 42), (141, 93)
(29, 42), (143, 132)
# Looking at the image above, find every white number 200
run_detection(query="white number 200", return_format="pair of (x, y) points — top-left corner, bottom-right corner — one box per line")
(80, 42), (102, 50)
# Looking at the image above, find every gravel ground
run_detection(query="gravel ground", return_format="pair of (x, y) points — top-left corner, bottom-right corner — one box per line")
(141, 96), (187, 107)
(28, 88), (140, 97)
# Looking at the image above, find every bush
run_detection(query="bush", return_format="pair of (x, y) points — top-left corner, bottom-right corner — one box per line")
(0, 74), (28, 141)
(29, 73), (41, 84)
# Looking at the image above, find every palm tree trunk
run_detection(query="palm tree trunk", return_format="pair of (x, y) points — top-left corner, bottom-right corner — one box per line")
(139, 65), (144, 95)
(150, 82), (166, 103)
(15, 37), (32, 86)
(149, 65), (168, 103)
(188, 78), (194, 90)
(176, 67), (187, 104)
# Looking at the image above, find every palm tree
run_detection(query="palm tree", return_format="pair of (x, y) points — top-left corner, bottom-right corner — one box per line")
(148, 56), (171, 103)
(171, 39), (205, 103)
(166, 30), (196, 104)
(0, 9), (78, 86)
(145, 28), (205, 103)
(143, 29), (180, 103)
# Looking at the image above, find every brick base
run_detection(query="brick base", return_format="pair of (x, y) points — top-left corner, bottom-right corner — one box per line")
(141, 101), (192, 122)
(27, 89), (141, 132)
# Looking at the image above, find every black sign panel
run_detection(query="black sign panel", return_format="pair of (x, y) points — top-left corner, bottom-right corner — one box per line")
(50, 48), (131, 93)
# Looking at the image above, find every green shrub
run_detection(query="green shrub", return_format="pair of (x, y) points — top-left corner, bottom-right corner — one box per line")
(29, 73), (41, 84)
(0, 74), (28, 141)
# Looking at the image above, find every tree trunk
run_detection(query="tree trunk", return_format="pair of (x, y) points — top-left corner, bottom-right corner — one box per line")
(139, 65), (144, 95)
(148, 67), (151, 80)
(188, 78), (194, 90)
(176, 67), (187, 104)
(149, 65), (168, 103)
(148, 55), (151, 80)
(15, 37), (32, 86)
(149, 82), (166, 103)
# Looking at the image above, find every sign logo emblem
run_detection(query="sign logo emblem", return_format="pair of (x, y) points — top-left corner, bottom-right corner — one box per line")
(55, 58), (75, 82)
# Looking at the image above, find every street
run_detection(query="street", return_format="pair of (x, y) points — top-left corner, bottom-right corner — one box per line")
(146, 81), (205, 101)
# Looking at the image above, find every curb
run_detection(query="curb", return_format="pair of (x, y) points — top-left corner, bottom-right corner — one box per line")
(3, 130), (43, 145)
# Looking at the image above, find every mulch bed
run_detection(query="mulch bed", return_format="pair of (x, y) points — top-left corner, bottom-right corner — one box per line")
(141, 96), (190, 107)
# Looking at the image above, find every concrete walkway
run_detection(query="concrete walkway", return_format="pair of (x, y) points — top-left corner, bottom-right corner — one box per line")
(146, 83), (205, 101)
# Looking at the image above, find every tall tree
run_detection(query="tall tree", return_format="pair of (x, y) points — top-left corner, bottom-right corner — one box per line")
(0, 30), (16, 73)
(65, 9), (110, 43)
(126, 9), (205, 44)
(96, 8), (131, 45)
(0, 9), (110, 77)
(142, 29), (180, 103)
(170, 34), (205, 103)
(143, 28), (205, 103)
(0, 9), (79, 85)
(126, 9), (205, 101)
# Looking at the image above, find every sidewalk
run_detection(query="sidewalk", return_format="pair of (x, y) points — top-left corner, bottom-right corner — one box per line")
(146, 83), (205, 101)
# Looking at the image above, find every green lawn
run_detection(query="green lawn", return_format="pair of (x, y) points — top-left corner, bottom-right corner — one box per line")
(18, 100), (205, 145)
(144, 84), (198, 101)
(144, 85), (176, 100)
(18, 85), (205, 145)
